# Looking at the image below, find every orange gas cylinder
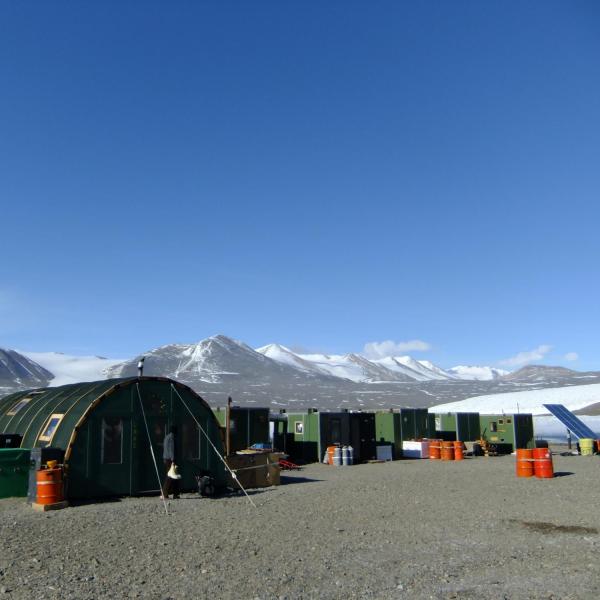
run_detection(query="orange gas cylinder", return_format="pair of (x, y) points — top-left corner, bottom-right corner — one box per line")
(453, 441), (464, 461)
(532, 448), (554, 479)
(36, 467), (64, 505)
(515, 448), (534, 478)
(441, 441), (454, 461)
(429, 440), (442, 460)
(326, 446), (336, 465)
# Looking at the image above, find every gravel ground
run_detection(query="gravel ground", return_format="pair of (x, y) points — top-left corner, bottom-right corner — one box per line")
(1, 449), (599, 599)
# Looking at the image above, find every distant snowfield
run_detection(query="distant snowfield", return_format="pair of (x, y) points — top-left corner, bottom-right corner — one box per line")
(431, 382), (600, 416)
(447, 365), (508, 381)
(20, 351), (125, 386)
(296, 353), (366, 382)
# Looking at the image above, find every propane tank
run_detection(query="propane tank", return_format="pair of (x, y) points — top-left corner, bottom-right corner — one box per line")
(347, 445), (354, 465)
(333, 446), (342, 466)
(342, 446), (349, 466)
(323, 451), (329, 464)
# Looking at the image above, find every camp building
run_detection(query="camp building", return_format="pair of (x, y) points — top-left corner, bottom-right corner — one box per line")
(285, 410), (377, 463)
(0, 377), (227, 499)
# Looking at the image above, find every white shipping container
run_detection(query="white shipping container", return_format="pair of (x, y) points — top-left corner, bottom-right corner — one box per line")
(402, 440), (430, 459)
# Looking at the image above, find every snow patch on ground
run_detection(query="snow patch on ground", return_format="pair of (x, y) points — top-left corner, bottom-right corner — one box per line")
(431, 383), (600, 416)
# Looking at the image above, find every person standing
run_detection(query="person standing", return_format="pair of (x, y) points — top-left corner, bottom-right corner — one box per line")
(162, 425), (180, 499)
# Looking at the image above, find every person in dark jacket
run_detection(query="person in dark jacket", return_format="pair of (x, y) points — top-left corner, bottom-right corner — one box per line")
(162, 426), (180, 499)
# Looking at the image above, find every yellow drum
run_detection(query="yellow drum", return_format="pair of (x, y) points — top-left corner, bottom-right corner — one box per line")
(580, 438), (594, 456)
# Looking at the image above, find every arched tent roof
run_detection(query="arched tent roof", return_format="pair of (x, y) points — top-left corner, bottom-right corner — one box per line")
(0, 376), (214, 451)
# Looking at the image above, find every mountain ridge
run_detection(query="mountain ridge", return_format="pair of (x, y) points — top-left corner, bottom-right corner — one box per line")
(3, 338), (600, 411)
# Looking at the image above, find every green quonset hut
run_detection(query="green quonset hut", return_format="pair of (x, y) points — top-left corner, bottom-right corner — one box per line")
(374, 409), (432, 458)
(212, 406), (270, 453)
(433, 412), (481, 442)
(0, 377), (227, 499)
(479, 414), (534, 451)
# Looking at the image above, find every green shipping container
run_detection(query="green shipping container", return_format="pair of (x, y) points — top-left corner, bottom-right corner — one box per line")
(285, 410), (377, 463)
(427, 413), (436, 438)
(0, 448), (31, 498)
(213, 407), (270, 453)
(286, 411), (320, 463)
(479, 414), (534, 451)
(375, 409), (432, 459)
(433, 412), (481, 442)
(375, 412), (403, 458)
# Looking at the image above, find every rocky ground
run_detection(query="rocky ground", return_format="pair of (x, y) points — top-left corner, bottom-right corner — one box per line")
(1, 449), (599, 599)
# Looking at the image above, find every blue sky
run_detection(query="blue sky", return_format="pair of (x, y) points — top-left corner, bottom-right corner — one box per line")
(1, 1), (599, 370)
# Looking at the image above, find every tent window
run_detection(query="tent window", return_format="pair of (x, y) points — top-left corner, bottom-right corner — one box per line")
(101, 417), (123, 464)
(39, 414), (64, 442)
(182, 421), (200, 459)
(6, 397), (32, 416)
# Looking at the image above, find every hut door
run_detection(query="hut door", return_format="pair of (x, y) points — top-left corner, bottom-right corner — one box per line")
(135, 417), (168, 493)
(92, 416), (132, 497)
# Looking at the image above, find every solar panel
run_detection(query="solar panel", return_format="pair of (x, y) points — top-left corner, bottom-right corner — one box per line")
(543, 404), (598, 439)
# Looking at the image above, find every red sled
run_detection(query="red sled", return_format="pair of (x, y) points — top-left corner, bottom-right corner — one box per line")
(279, 458), (301, 471)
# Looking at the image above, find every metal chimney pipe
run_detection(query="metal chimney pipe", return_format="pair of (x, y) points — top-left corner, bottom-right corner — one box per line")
(137, 356), (145, 377)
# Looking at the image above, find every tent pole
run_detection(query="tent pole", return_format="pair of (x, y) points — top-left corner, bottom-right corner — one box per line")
(136, 383), (169, 516)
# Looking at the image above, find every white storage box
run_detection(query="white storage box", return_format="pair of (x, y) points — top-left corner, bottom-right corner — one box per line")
(402, 440), (430, 459)
(376, 445), (393, 461)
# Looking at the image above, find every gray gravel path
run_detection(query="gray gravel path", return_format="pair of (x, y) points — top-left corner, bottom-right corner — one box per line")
(1, 450), (599, 599)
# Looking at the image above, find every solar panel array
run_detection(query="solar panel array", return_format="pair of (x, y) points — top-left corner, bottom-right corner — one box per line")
(543, 404), (598, 439)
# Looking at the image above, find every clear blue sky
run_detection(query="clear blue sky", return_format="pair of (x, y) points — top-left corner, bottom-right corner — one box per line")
(1, 1), (599, 370)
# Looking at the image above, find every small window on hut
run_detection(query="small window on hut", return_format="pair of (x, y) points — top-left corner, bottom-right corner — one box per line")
(101, 417), (123, 464)
(182, 421), (200, 459)
(39, 414), (64, 443)
(294, 421), (304, 435)
(490, 421), (498, 433)
(6, 397), (32, 416)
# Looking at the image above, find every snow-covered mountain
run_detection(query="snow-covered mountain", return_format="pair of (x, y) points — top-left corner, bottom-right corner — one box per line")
(259, 346), (457, 383)
(286, 351), (414, 383)
(256, 344), (332, 376)
(447, 365), (509, 381)
(500, 365), (579, 383)
(369, 356), (430, 381)
(392, 356), (454, 381)
(106, 335), (341, 386)
(418, 360), (460, 380)
(3, 336), (600, 411)
(0, 349), (53, 389)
